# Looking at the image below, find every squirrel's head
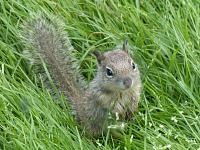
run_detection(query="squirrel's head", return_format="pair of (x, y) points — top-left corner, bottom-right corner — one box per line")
(93, 40), (140, 91)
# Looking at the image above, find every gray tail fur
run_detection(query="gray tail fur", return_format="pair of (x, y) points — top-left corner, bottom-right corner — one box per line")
(20, 17), (86, 110)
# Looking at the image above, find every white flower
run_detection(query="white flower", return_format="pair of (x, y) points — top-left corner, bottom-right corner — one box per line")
(153, 146), (157, 150)
(138, 112), (143, 116)
(159, 124), (164, 128)
(163, 144), (172, 149)
(121, 122), (125, 128)
(167, 144), (172, 148)
(95, 139), (103, 147)
(174, 134), (178, 139)
(185, 139), (197, 144)
(107, 125), (118, 129)
(171, 116), (178, 123)
(115, 112), (119, 120)
(178, 111), (183, 115)
(130, 134), (133, 143)
(167, 130), (172, 136)
(156, 133), (161, 138)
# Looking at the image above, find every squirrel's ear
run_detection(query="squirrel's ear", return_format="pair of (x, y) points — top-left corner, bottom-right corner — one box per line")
(93, 50), (105, 65)
(122, 39), (128, 53)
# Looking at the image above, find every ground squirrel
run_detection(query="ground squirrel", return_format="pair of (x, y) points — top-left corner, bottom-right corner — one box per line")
(21, 17), (142, 136)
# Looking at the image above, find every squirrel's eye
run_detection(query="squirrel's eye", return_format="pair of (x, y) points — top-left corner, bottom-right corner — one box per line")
(132, 62), (136, 70)
(106, 67), (113, 77)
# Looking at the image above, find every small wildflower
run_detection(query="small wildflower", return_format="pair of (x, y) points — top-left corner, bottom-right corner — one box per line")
(153, 146), (157, 150)
(163, 144), (171, 149)
(121, 122), (125, 129)
(156, 133), (161, 138)
(130, 134), (133, 143)
(167, 144), (172, 148)
(167, 129), (172, 136)
(138, 112), (145, 120)
(159, 124), (164, 128)
(138, 112), (143, 116)
(96, 139), (103, 147)
(171, 116), (178, 123)
(115, 112), (119, 120)
(174, 134), (178, 139)
(108, 113), (112, 119)
(178, 111), (183, 115)
(185, 139), (197, 144)
(107, 125), (117, 129)
(107, 122), (125, 130)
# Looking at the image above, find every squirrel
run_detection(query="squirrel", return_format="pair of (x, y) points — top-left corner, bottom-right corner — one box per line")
(21, 17), (142, 136)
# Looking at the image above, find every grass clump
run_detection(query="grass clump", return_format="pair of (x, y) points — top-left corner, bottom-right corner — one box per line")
(0, 0), (200, 149)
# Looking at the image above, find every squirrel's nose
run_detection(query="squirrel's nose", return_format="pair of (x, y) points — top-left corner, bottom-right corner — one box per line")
(123, 77), (133, 88)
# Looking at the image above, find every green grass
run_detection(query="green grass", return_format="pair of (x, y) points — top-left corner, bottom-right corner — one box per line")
(0, 0), (200, 149)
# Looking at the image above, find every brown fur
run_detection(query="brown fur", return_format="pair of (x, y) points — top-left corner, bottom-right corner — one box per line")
(21, 18), (141, 136)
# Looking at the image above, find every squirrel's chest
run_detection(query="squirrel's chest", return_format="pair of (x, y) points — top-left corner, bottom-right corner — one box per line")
(100, 92), (134, 115)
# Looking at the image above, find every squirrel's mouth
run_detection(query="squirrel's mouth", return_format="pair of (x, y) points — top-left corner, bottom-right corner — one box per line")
(113, 84), (133, 91)
(120, 85), (132, 90)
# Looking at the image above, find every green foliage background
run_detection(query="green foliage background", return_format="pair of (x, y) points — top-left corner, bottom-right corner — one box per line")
(0, 0), (200, 149)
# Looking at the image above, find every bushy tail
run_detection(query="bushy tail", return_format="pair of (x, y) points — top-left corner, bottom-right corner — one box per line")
(20, 16), (86, 109)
